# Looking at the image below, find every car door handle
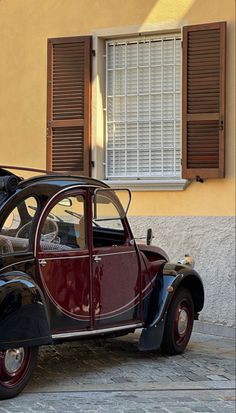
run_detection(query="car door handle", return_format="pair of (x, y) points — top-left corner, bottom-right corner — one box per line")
(93, 255), (102, 263)
(39, 259), (47, 267)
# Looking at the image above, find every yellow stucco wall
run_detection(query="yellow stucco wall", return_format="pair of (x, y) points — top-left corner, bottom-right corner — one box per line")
(0, 0), (235, 216)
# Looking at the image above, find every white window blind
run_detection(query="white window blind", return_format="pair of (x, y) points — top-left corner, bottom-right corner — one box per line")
(106, 34), (181, 179)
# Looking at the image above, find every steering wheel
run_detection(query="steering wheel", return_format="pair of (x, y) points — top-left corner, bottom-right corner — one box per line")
(16, 218), (59, 243)
(40, 218), (59, 243)
(0, 236), (13, 254)
(16, 222), (32, 239)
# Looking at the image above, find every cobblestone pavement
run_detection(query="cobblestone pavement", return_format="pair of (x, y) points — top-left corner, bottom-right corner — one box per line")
(0, 332), (235, 412)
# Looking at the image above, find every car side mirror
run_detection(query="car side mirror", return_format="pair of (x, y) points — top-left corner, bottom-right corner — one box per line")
(146, 228), (153, 245)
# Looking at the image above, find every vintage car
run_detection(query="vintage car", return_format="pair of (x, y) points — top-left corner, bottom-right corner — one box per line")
(0, 166), (204, 399)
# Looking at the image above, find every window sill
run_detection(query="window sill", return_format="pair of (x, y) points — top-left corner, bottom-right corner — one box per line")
(102, 178), (190, 191)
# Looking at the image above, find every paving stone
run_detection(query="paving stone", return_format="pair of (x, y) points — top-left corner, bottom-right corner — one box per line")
(191, 407), (215, 412)
(185, 373), (211, 381)
(206, 375), (229, 381)
(0, 333), (235, 412)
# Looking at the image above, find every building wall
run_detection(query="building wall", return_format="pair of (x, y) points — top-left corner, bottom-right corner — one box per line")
(0, 0), (235, 328)
(129, 216), (235, 328)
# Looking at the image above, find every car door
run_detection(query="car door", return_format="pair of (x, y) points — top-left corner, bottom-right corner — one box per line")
(91, 189), (142, 328)
(36, 189), (91, 333)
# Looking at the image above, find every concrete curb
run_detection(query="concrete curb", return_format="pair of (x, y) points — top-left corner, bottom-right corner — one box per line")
(25, 380), (236, 394)
(193, 321), (235, 339)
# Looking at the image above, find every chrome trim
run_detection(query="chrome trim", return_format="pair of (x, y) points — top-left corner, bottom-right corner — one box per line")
(38, 259), (47, 266)
(52, 323), (143, 340)
(4, 348), (25, 374)
(36, 249), (135, 264)
(0, 259), (35, 274)
(38, 255), (89, 261)
(93, 251), (136, 257)
(93, 255), (102, 262)
(178, 309), (188, 335)
(177, 255), (195, 268)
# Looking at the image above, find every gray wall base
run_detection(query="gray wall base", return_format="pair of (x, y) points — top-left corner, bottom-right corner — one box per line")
(193, 321), (235, 339)
(128, 216), (235, 328)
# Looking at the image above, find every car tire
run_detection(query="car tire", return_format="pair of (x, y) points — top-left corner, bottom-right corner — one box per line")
(161, 288), (194, 356)
(0, 346), (38, 400)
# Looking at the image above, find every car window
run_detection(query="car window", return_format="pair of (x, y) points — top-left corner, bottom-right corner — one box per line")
(0, 196), (38, 254)
(39, 195), (86, 251)
(93, 190), (126, 247)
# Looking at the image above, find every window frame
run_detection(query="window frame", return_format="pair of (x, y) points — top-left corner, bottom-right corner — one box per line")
(92, 188), (130, 248)
(36, 190), (88, 254)
(105, 34), (182, 180)
(91, 27), (188, 191)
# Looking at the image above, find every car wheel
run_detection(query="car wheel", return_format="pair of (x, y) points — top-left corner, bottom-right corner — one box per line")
(0, 346), (38, 400)
(161, 288), (194, 356)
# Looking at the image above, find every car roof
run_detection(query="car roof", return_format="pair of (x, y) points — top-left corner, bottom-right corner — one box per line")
(18, 174), (110, 189)
(0, 167), (110, 190)
(0, 168), (111, 208)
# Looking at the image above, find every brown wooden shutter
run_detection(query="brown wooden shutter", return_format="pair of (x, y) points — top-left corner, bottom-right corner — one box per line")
(182, 22), (226, 179)
(47, 36), (92, 175)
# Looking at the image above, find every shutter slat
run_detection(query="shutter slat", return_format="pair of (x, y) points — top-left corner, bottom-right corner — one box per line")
(182, 22), (226, 179)
(187, 120), (219, 169)
(51, 127), (84, 172)
(53, 93), (84, 98)
(47, 37), (91, 175)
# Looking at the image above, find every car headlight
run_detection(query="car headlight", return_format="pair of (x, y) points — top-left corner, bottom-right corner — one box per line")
(177, 255), (195, 268)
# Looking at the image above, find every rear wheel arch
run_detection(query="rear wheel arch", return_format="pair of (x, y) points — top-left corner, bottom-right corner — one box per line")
(0, 272), (51, 349)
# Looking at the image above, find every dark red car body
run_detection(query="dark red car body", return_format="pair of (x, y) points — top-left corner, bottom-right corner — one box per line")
(0, 167), (204, 399)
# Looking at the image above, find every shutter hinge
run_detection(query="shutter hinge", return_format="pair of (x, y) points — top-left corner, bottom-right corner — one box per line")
(46, 128), (50, 140)
(181, 41), (183, 48)
(92, 49), (96, 57)
(220, 120), (224, 131)
(196, 176), (204, 183)
(91, 161), (95, 168)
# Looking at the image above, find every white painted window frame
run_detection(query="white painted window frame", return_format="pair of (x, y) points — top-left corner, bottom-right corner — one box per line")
(91, 23), (189, 191)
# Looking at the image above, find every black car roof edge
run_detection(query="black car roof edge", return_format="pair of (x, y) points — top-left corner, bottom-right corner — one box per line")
(0, 165), (52, 174)
(18, 174), (110, 189)
(0, 165), (111, 189)
(0, 167), (23, 180)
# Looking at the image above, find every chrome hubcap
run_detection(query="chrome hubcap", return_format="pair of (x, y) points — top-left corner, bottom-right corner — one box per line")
(4, 348), (25, 374)
(177, 309), (188, 335)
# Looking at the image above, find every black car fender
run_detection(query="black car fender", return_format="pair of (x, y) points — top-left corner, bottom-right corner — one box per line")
(0, 271), (52, 350)
(139, 263), (204, 351)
